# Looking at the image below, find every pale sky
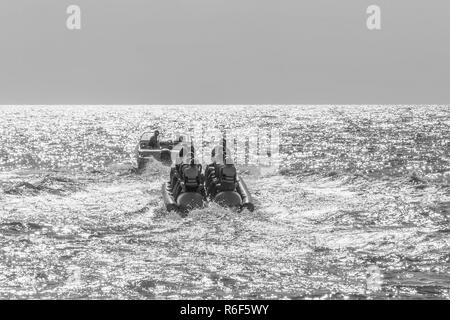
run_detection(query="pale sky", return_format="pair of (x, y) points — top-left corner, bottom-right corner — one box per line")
(0, 0), (449, 104)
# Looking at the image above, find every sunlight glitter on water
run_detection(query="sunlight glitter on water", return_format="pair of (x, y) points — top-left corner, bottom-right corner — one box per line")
(0, 105), (449, 299)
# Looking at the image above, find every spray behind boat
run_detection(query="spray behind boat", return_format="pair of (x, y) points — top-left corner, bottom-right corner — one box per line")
(162, 134), (254, 213)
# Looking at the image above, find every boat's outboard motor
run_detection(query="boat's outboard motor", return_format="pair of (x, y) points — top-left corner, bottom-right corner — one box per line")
(162, 146), (205, 212)
(205, 146), (254, 211)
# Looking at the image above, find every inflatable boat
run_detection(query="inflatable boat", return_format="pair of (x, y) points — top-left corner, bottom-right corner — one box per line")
(162, 146), (206, 213)
(135, 132), (181, 170)
(162, 144), (254, 213)
(204, 145), (254, 211)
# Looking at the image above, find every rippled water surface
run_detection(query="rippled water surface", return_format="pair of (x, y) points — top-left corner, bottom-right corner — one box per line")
(0, 105), (449, 299)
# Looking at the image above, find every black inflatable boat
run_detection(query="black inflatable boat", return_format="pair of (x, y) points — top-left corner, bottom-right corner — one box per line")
(162, 144), (254, 213)
(204, 161), (254, 212)
(162, 163), (206, 213)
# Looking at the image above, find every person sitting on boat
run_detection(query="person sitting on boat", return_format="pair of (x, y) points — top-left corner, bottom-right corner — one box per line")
(205, 146), (237, 197)
(172, 144), (196, 176)
(168, 145), (205, 200)
(148, 130), (160, 148)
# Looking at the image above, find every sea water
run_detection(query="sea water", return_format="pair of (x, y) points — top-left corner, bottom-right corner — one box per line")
(0, 105), (449, 299)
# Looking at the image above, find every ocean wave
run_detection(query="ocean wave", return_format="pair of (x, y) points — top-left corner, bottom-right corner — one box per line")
(2, 175), (84, 196)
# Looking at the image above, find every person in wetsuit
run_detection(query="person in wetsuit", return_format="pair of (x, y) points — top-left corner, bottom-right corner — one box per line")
(148, 130), (160, 148)
(204, 145), (237, 198)
(168, 144), (205, 200)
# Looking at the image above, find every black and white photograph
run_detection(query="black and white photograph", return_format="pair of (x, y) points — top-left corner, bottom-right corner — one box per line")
(0, 0), (449, 309)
